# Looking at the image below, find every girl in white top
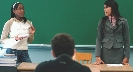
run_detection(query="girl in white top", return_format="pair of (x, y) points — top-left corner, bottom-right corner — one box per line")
(1, 2), (35, 63)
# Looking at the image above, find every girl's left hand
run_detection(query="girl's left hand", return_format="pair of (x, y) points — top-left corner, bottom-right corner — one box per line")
(122, 58), (130, 66)
(29, 25), (35, 34)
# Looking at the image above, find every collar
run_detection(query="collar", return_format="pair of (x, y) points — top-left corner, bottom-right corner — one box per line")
(106, 17), (124, 29)
(56, 54), (72, 59)
(55, 54), (73, 64)
(11, 17), (24, 23)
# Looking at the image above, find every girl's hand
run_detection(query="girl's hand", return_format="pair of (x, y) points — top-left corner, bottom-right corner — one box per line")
(93, 57), (105, 65)
(122, 58), (129, 66)
(29, 25), (35, 35)
(15, 36), (24, 41)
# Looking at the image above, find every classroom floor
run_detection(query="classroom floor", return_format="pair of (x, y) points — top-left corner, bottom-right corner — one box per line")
(0, 48), (133, 66)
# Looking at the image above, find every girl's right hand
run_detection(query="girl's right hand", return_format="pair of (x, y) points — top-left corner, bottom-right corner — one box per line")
(15, 35), (27, 41)
(93, 57), (105, 65)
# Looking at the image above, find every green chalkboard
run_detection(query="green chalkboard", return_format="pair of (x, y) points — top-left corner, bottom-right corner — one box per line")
(0, 0), (133, 45)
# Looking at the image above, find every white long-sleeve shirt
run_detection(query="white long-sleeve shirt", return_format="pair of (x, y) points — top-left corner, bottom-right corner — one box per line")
(1, 18), (34, 50)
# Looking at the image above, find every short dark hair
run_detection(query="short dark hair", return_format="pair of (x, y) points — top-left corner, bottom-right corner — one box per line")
(51, 33), (75, 57)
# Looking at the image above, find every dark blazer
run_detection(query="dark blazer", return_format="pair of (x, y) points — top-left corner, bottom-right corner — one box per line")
(34, 54), (91, 72)
(95, 17), (130, 58)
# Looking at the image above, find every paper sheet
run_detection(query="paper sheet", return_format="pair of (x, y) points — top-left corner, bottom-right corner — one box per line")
(107, 64), (123, 67)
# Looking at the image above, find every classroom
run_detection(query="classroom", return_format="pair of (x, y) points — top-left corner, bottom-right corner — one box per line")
(0, 0), (133, 72)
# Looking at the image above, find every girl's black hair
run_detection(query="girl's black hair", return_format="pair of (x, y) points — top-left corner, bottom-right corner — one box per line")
(102, 0), (122, 30)
(11, 2), (27, 23)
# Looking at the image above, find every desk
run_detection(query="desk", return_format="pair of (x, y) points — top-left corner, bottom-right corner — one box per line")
(17, 62), (100, 72)
(17, 62), (133, 72)
(85, 64), (133, 72)
(17, 62), (38, 72)
(0, 66), (17, 72)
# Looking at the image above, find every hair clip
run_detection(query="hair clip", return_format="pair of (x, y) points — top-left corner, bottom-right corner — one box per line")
(13, 2), (19, 9)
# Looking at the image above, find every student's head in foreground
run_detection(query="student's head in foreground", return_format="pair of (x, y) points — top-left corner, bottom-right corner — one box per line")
(51, 33), (76, 58)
